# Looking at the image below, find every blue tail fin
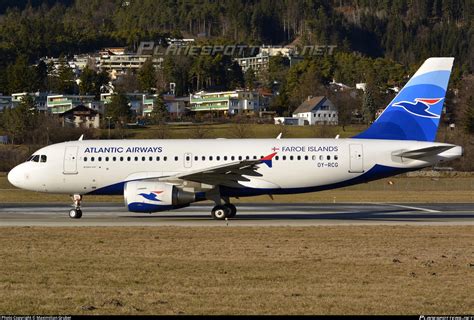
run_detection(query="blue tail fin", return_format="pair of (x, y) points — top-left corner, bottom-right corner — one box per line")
(354, 57), (454, 141)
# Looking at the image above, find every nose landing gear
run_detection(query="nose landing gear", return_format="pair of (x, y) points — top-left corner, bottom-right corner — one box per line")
(69, 194), (83, 219)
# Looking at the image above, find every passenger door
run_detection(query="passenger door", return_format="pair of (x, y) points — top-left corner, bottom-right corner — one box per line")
(349, 144), (364, 173)
(63, 146), (79, 174)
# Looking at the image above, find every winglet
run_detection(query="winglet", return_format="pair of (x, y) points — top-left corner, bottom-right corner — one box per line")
(261, 152), (277, 168)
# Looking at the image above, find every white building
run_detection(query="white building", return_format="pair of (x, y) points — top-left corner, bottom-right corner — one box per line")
(234, 52), (270, 75)
(99, 54), (163, 80)
(47, 94), (102, 114)
(190, 90), (260, 115)
(292, 96), (338, 125)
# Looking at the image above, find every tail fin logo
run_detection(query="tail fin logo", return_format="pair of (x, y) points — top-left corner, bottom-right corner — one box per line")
(392, 98), (443, 119)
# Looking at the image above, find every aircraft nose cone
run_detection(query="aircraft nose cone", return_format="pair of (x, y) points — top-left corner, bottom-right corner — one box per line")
(7, 165), (23, 188)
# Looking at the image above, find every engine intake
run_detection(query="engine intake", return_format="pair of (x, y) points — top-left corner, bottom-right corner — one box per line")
(124, 181), (195, 213)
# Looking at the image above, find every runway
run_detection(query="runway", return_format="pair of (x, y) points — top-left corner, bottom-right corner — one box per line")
(0, 202), (473, 226)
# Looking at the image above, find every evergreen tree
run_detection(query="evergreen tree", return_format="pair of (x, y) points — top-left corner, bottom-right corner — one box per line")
(6, 56), (35, 94)
(150, 95), (168, 124)
(362, 86), (376, 124)
(464, 95), (474, 134)
(51, 57), (75, 94)
(105, 92), (131, 125)
(34, 60), (48, 92)
(2, 95), (37, 144)
(79, 67), (96, 95)
(138, 58), (157, 93)
(244, 68), (256, 90)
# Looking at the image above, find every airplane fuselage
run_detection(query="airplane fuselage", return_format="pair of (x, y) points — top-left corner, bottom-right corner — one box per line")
(8, 138), (462, 198)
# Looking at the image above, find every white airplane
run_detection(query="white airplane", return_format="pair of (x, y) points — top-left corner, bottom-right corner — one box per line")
(8, 57), (462, 220)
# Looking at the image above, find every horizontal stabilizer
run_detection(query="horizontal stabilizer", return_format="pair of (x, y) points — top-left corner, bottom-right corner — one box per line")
(393, 145), (454, 160)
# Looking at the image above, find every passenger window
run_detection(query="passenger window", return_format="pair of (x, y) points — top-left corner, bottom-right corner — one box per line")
(313, 155), (317, 160)
(98, 157), (102, 162)
(275, 156), (279, 160)
(120, 157), (123, 161)
(297, 155), (301, 160)
(127, 157), (131, 161)
(290, 155), (294, 160)
(231, 156), (235, 161)
(40, 155), (47, 163)
(149, 156), (153, 161)
(156, 156), (160, 161)
(282, 156), (286, 161)
(217, 156), (220, 161)
(186, 156), (190, 161)
(105, 157), (109, 162)
(238, 156), (242, 160)
(194, 156), (198, 161)
(305, 155), (309, 160)
(91, 157), (95, 162)
(175, 156), (178, 161)
(224, 156), (228, 161)
(142, 156), (146, 161)
(245, 156), (249, 160)
(210, 156), (213, 161)
(319, 155), (323, 160)
(335, 155), (339, 160)
(327, 155), (331, 160)
(113, 157), (117, 161)
(84, 157), (88, 162)
(134, 157), (138, 161)
(202, 156), (205, 161)
(164, 156), (167, 161)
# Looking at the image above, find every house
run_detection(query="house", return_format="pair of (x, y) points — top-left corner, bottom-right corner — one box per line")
(59, 105), (100, 129)
(292, 96), (338, 125)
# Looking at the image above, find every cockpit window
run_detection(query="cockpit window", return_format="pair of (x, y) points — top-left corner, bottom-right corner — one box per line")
(28, 154), (47, 163)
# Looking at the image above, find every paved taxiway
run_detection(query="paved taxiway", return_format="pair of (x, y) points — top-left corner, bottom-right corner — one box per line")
(0, 203), (473, 226)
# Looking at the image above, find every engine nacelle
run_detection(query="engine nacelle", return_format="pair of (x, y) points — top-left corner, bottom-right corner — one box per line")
(124, 181), (195, 213)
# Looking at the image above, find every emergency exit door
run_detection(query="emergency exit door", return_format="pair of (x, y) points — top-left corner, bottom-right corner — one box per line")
(184, 153), (193, 168)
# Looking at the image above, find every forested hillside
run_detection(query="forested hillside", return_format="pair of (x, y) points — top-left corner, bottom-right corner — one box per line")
(0, 0), (471, 69)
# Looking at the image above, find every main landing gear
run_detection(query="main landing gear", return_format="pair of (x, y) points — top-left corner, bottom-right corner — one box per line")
(69, 194), (83, 219)
(211, 203), (237, 220)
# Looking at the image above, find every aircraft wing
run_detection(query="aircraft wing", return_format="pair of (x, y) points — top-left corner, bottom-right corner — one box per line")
(165, 152), (277, 187)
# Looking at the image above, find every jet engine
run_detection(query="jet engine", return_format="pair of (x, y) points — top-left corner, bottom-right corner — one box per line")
(124, 181), (195, 213)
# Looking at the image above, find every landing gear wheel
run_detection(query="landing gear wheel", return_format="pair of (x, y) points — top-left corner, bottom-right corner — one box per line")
(225, 204), (237, 218)
(211, 205), (231, 220)
(69, 209), (82, 219)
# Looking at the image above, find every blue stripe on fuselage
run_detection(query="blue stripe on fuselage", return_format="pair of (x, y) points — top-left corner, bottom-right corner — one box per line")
(86, 164), (413, 197)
